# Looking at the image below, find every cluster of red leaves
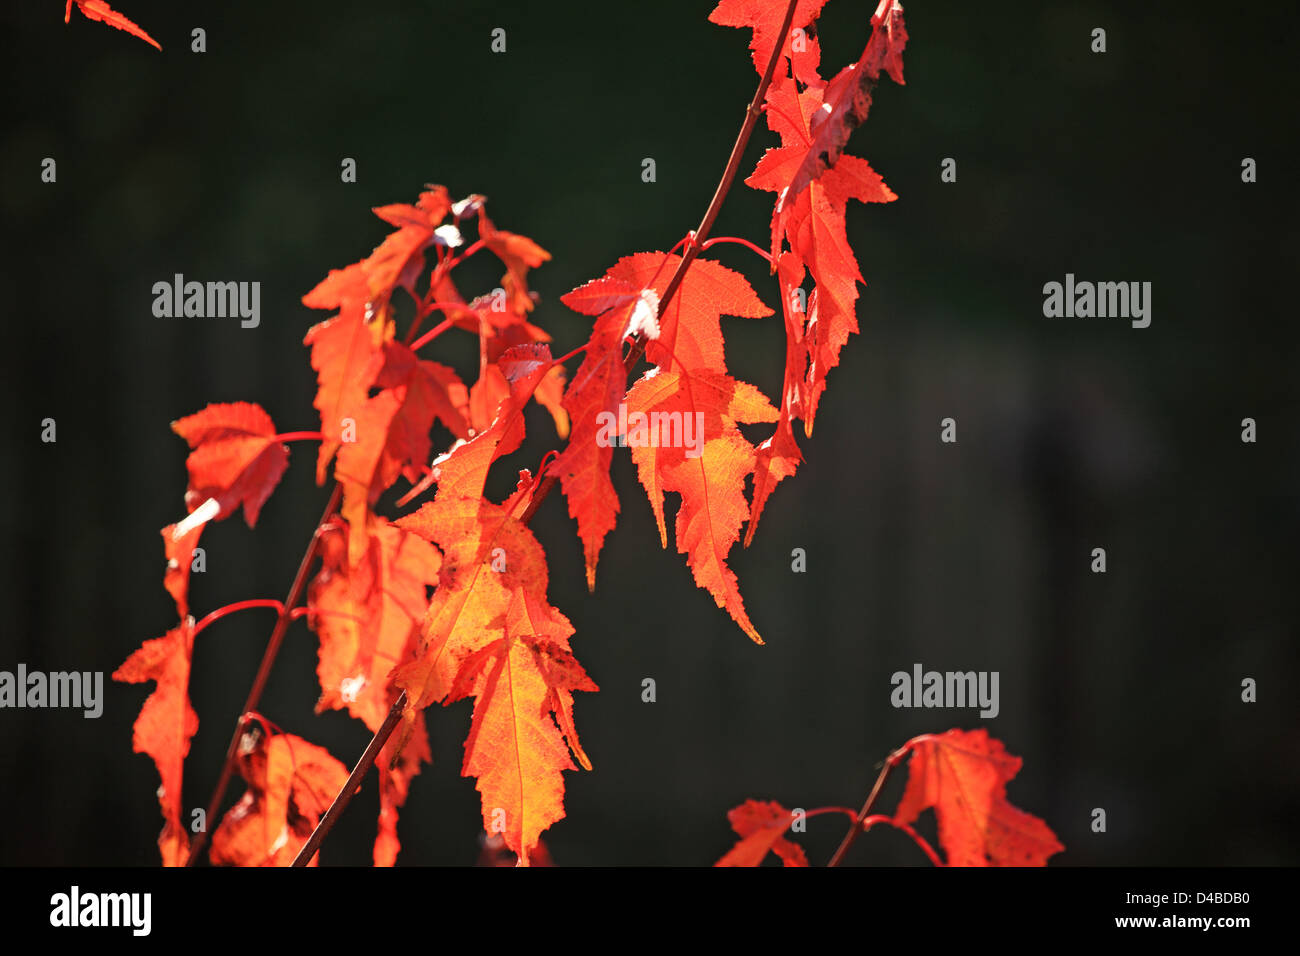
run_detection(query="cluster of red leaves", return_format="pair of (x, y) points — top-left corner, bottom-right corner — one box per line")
(64, 0), (160, 50)
(717, 729), (1065, 866)
(554, 0), (906, 640)
(114, 0), (937, 867)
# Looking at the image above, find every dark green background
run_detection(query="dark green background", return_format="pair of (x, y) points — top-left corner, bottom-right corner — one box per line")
(1, 0), (1296, 866)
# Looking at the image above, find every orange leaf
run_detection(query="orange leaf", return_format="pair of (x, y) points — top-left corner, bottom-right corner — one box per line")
(892, 728), (1065, 866)
(67, 0), (160, 50)
(708, 0), (827, 82)
(625, 368), (777, 642)
(160, 522), (204, 620)
(449, 597), (597, 864)
(304, 310), (384, 485)
(715, 799), (809, 867)
(210, 728), (349, 867)
(311, 518), (439, 732)
(112, 623), (197, 866)
(170, 402), (289, 529)
(392, 344), (562, 710)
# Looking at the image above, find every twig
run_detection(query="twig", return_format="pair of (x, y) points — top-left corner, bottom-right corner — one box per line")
(291, 690), (408, 867)
(186, 482), (343, 866)
(860, 815), (943, 867)
(295, 0), (803, 861)
(826, 744), (911, 867)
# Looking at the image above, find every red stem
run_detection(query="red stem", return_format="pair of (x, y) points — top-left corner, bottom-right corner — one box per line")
(804, 806), (860, 821)
(409, 316), (459, 352)
(552, 341), (590, 366)
(273, 431), (324, 444)
(827, 743), (913, 867)
(191, 599), (285, 639)
(861, 815), (944, 867)
(291, 689), (408, 867)
(701, 235), (772, 264)
(185, 482), (343, 866)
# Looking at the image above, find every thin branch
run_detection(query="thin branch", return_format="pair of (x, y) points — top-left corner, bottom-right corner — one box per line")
(294, 0), (803, 863)
(190, 599), (285, 639)
(826, 743), (911, 867)
(861, 815), (943, 867)
(291, 691), (408, 867)
(185, 481), (343, 866)
(701, 235), (773, 264)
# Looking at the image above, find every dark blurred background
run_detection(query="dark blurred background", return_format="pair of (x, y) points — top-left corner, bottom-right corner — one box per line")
(1, 0), (1297, 866)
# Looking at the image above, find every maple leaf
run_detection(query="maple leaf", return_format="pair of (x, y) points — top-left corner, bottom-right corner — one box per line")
(449, 618), (597, 864)
(161, 521), (204, 620)
(892, 729), (1065, 867)
(304, 309), (385, 485)
(708, 0), (827, 83)
(334, 341), (470, 564)
(363, 187), (455, 316)
(311, 517), (440, 732)
(477, 321), (570, 440)
(390, 346), (595, 861)
(477, 206), (552, 317)
(113, 622), (198, 866)
(303, 187), (463, 485)
(169, 402), (289, 534)
(773, 1), (907, 215)
(715, 799), (809, 866)
(551, 273), (639, 589)
(210, 727), (349, 867)
(745, 251), (807, 544)
(66, 0), (160, 50)
(749, 73), (897, 436)
(554, 252), (772, 600)
(309, 517), (437, 865)
(392, 344), (562, 711)
(625, 367), (777, 642)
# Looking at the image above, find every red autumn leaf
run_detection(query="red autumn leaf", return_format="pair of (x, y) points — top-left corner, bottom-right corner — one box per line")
(749, 73), (897, 436)
(483, 322), (570, 440)
(112, 622), (197, 866)
(745, 251), (807, 544)
(554, 252), (773, 608)
(304, 309), (384, 484)
(161, 521), (204, 620)
(763, 1), (907, 217)
(715, 799), (809, 867)
(364, 187), (455, 312)
(892, 728), (1065, 867)
(448, 618), (597, 864)
(624, 367), (777, 642)
(625, 252), (772, 375)
(311, 517), (440, 733)
(391, 344), (561, 712)
(170, 402), (290, 530)
(708, 0), (827, 83)
(334, 342), (470, 564)
(302, 186), (463, 485)
(389, 347), (594, 862)
(209, 727), (349, 867)
(66, 0), (160, 50)
(550, 274), (640, 589)
(309, 517), (437, 865)
(477, 206), (552, 317)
